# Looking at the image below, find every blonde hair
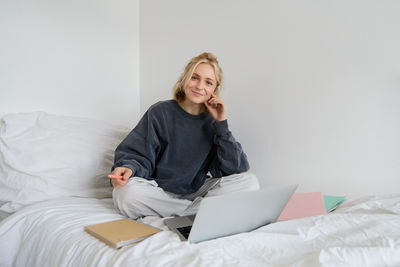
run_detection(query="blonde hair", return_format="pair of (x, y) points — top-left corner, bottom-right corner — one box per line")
(173, 52), (223, 102)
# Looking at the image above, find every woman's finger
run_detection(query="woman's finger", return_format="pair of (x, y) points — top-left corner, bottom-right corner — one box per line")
(208, 98), (220, 105)
(108, 174), (123, 179)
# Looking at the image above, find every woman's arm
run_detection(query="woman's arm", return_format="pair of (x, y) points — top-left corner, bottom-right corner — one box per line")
(205, 95), (250, 176)
(111, 109), (160, 185)
(208, 119), (250, 177)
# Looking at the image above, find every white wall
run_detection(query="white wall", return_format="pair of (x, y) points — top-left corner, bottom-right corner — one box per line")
(1, 1), (399, 197)
(140, 0), (400, 197)
(0, 0), (140, 127)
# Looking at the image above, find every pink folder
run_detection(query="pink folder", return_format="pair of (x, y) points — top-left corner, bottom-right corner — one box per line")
(277, 192), (327, 221)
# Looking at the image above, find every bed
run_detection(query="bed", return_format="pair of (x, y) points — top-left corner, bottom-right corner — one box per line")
(1, 112), (399, 267)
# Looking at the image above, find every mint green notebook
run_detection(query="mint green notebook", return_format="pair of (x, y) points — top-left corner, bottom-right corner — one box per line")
(323, 195), (346, 212)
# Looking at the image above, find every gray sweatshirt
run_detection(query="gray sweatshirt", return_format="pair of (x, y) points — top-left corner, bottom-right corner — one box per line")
(112, 99), (249, 195)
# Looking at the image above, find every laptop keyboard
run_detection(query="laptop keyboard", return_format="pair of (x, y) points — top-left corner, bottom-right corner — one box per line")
(176, 225), (192, 239)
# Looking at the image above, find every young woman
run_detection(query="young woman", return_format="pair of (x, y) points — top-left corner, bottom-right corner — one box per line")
(109, 52), (259, 219)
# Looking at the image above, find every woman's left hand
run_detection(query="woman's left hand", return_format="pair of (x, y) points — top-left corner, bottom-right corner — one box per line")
(204, 93), (227, 122)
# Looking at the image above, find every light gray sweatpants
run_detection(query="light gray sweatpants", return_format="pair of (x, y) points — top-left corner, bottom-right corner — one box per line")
(112, 172), (260, 219)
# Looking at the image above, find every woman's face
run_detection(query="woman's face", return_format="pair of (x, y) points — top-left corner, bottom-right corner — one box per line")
(184, 63), (217, 105)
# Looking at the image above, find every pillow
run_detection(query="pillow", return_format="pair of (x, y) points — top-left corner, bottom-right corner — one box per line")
(0, 112), (129, 213)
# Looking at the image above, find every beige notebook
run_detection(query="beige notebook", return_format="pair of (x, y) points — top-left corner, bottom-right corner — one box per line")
(85, 218), (161, 248)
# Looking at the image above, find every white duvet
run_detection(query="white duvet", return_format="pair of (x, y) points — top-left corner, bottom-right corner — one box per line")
(0, 194), (400, 267)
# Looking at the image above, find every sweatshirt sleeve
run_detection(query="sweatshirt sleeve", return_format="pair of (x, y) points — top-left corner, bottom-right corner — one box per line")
(112, 110), (160, 179)
(209, 120), (250, 177)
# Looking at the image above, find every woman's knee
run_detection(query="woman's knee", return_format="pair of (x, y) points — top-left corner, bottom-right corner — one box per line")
(207, 172), (260, 197)
(220, 172), (260, 190)
(241, 172), (260, 190)
(112, 178), (158, 219)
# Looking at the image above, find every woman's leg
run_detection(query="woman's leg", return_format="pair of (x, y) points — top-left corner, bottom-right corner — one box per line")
(112, 177), (192, 219)
(177, 172), (260, 216)
(205, 172), (260, 197)
(112, 173), (259, 218)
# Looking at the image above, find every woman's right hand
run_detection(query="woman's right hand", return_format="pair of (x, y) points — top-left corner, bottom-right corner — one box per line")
(108, 167), (133, 188)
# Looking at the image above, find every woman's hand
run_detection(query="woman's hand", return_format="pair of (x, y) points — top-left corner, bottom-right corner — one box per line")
(204, 93), (227, 122)
(108, 167), (133, 188)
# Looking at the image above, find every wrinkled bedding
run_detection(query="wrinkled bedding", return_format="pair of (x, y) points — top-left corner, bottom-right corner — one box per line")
(0, 194), (400, 267)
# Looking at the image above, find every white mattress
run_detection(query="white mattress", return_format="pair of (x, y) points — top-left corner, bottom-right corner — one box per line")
(0, 195), (400, 267)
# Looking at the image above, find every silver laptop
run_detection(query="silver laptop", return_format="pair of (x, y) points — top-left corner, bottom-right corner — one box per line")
(164, 184), (298, 243)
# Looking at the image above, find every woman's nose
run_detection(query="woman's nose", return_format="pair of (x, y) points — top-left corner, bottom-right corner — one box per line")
(196, 81), (205, 90)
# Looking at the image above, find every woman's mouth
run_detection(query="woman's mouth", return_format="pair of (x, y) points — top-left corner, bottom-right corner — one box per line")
(192, 90), (203, 97)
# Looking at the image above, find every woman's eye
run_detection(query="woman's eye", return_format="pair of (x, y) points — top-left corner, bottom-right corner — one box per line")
(206, 81), (213, 86)
(191, 76), (198, 80)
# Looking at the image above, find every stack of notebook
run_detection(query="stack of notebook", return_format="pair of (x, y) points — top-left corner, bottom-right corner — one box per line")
(277, 192), (346, 221)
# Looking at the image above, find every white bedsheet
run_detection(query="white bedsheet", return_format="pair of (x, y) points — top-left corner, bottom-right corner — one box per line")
(0, 195), (399, 267)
